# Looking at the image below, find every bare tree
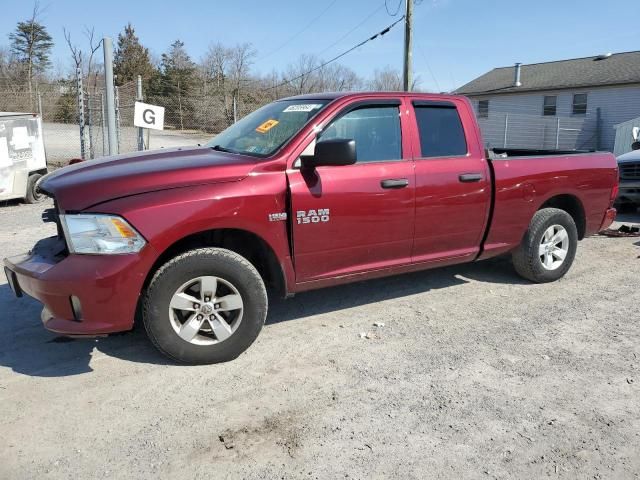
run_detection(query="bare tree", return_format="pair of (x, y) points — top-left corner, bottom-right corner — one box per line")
(199, 42), (256, 126)
(0, 46), (23, 93)
(201, 42), (229, 92)
(368, 66), (403, 91)
(63, 27), (82, 72)
(228, 43), (256, 94)
(317, 63), (362, 92)
(368, 66), (421, 91)
(84, 27), (103, 92)
(284, 54), (321, 95)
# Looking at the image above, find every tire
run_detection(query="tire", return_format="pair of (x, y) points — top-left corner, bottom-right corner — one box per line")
(512, 208), (578, 283)
(143, 248), (267, 364)
(25, 173), (45, 204)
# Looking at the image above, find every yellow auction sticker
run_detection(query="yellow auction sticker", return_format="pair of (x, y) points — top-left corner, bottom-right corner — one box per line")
(256, 119), (279, 134)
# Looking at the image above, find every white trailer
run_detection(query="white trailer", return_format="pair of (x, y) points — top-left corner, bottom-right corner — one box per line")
(0, 112), (48, 203)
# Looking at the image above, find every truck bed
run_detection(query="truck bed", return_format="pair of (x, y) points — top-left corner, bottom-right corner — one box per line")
(480, 150), (618, 259)
(489, 147), (595, 158)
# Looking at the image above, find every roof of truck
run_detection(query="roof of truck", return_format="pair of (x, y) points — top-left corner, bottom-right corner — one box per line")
(280, 91), (462, 101)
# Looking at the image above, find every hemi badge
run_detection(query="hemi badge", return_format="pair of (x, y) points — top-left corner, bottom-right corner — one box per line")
(268, 213), (288, 222)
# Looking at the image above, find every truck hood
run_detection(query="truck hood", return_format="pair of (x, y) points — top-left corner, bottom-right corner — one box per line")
(40, 146), (257, 210)
(617, 150), (640, 164)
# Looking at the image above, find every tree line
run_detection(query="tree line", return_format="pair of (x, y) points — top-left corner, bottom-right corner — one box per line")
(0, 7), (411, 132)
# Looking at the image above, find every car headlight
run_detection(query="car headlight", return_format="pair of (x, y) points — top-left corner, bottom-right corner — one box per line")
(60, 214), (146, 254)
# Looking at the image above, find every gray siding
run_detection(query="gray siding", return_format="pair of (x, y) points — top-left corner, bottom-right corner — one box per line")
(467, 85), (640, 151)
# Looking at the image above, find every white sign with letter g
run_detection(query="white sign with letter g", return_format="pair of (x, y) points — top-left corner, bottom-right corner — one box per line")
(134, 102), (165, 131)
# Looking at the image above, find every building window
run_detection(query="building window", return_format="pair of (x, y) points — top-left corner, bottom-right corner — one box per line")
(543, 96), (557, 116)
(572, 94), (588, 115)
(477, 100), (489, 118)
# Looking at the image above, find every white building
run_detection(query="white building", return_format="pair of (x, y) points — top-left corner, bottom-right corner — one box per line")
(455, 51), (640, 152)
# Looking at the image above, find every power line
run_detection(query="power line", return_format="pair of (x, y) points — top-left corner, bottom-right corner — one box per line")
(416, 43), (441, 92)
(262, 16), (406, 92)
(385, 0), (403, 16)
(256, 0), (339, 63)
(316, 4), (385, 58)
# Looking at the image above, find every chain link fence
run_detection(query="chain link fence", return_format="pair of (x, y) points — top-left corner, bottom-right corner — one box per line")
(477, 111), (600, 151)
(0, 82), (88, 166)
(0, 77), (608, 168)
(111, 80), (268, 157)
(0, 79), (221, 167)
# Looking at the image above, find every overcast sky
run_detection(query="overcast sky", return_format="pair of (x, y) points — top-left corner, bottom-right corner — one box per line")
(1, 0), (638, 91)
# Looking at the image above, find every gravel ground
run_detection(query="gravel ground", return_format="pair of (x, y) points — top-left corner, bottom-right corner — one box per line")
(0, 200), (639, 479)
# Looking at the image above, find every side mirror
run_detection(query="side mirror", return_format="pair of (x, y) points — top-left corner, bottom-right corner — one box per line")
(632, 141), (640, 151)
(301, 138), (356, 169)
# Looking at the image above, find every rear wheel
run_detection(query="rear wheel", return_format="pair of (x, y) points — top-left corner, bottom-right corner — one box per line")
(512, 208), (578, 283)
(143, 248), (267, 364)
(25, 173), (45, 204)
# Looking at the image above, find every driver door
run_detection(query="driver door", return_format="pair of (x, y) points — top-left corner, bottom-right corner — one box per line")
(287, 100), (415, 283)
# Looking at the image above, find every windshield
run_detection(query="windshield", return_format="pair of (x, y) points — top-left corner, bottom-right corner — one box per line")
(207, 99), (330, 157)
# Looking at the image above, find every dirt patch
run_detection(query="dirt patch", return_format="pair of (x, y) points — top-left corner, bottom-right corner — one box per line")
(217, 412), (302, 458)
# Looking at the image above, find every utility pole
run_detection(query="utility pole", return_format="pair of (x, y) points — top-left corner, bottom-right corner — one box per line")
(402, 0), (414, 92)
(103, 37), (118, 155)
(136, 75), (144, 151)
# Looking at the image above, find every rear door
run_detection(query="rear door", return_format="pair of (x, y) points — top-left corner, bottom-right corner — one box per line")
(287, 99), (415, 282)
(410, 99), (491, 263)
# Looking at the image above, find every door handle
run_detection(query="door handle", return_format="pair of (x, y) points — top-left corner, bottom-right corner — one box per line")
(381, 178), (409, 189)
(458, 173), (483, 183)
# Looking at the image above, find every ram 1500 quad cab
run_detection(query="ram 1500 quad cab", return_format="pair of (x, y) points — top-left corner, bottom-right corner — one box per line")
(4, 92), (619, 364)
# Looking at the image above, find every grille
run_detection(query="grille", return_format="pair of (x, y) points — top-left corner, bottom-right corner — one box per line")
(620, 162), (640, 180)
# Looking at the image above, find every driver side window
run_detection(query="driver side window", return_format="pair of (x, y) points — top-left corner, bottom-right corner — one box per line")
(318, 106), (402, 163)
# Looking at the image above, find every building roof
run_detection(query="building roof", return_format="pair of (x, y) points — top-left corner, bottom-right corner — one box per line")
(455, 51), (640, 96)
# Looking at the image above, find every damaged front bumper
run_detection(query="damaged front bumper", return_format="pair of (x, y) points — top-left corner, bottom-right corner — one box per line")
(3, 236), (150, 336)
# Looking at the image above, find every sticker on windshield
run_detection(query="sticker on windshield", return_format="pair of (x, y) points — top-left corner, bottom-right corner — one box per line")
(256, 119), (279, 134)
(283, 104), (323, 113)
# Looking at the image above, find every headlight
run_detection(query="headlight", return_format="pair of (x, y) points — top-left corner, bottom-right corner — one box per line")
(60, 214), (146, 254)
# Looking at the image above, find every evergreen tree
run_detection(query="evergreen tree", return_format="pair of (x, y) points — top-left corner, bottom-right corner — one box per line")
(113, 23), (156, 85)
(9, 4), (53, 104)
(160, 40), (196, 93)
(53, 88), (76, 123)
(160, 40), (197, 129)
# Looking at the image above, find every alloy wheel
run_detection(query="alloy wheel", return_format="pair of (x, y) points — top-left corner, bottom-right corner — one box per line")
(538, 224), (569, 271)
(168, 275), (243, 345)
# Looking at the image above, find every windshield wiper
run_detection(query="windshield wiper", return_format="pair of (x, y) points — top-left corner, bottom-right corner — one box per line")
(210, 145), (236, 154)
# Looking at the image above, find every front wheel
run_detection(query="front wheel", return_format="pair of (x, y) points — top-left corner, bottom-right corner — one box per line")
(512, 208), (578, 283)
(143, 248), (267, 364)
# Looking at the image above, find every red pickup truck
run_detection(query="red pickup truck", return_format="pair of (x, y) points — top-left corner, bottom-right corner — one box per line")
(4, 92), (618, 364)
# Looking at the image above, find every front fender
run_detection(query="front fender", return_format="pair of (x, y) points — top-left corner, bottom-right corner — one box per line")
(89, 173), (294, 291)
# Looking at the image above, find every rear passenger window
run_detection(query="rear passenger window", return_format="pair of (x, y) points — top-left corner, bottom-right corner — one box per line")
(414, 105), (467, 158)
(319, 106), (401, 163)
